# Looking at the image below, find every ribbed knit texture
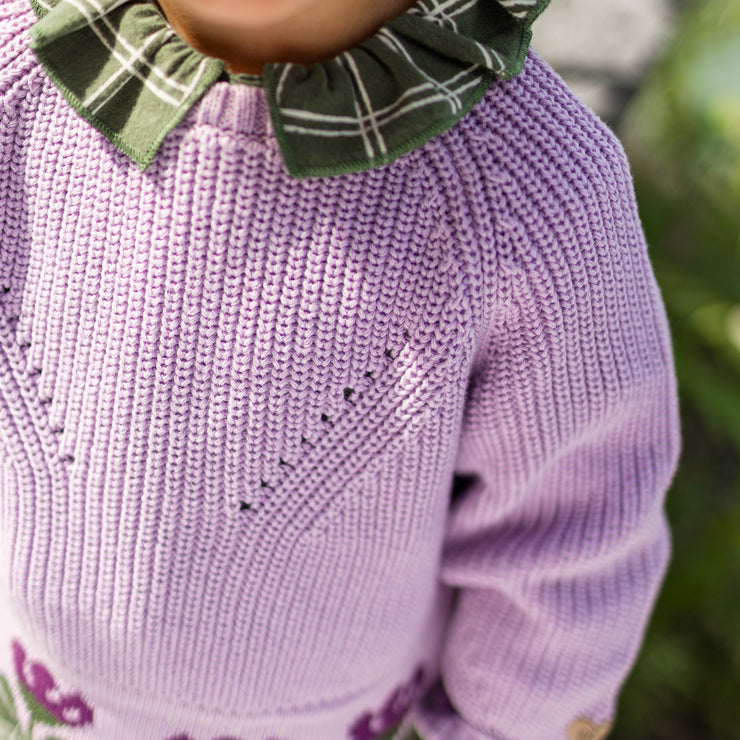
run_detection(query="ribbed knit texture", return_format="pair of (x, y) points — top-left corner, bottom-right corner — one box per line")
(0, 1), (680, 738)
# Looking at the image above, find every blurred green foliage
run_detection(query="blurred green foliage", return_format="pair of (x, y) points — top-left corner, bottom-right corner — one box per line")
(612, 1), (740, 738)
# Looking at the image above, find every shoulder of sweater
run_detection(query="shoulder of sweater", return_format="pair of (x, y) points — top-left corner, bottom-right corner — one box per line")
(423, 50), (651, 362)
(431, 49), (637, 231)
(423, 48), (647, 286)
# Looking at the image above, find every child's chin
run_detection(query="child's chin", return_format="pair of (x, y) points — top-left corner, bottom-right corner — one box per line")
(173, 0), (309, 28)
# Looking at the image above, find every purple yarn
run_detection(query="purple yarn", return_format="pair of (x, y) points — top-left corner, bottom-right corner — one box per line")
(0, 0), (680, 737)
(12, 641), (93, 727)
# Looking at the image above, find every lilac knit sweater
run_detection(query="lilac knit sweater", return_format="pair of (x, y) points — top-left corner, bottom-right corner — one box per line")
(0, 1), (680, 739)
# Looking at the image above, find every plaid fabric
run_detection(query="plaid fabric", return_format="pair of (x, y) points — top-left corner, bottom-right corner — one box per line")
(28, 0), (549, 178)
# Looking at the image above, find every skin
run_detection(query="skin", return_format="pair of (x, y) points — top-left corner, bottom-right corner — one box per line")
(155, 0), (419, 74)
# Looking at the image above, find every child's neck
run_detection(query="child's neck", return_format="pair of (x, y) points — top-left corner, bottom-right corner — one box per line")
(155, 0), (418, 75)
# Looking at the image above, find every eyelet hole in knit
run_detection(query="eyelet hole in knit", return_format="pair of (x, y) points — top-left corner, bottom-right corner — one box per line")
(239, 329), (411, 513)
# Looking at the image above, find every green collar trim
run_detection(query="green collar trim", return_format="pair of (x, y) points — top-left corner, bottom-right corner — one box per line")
(28, 0), (549, 178)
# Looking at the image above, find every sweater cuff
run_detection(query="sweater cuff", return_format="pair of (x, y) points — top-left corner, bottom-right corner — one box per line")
(409, 680), (614, 740)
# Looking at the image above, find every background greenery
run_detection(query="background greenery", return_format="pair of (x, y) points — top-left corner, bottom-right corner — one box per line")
(611, 1), (740, 737)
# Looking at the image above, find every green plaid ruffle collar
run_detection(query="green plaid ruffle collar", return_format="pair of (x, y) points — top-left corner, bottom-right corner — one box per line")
(28, 0), (549, 178)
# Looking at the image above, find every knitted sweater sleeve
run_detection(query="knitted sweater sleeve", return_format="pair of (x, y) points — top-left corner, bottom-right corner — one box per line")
(410, 72), (681, 740)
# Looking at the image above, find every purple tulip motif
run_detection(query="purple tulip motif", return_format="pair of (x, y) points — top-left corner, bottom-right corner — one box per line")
(0, 640), (94, 740)
(11, 639), (94, 731)
(349, 666), (425, 740)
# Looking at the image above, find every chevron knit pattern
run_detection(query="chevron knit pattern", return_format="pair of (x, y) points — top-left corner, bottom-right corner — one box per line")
(0, 1), (680, 739)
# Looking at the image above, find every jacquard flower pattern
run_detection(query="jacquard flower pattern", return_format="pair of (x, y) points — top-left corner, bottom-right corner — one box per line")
(0, 639), (94, 740)
(12, 640), (94, 728)
(349, 666), (425, 740)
